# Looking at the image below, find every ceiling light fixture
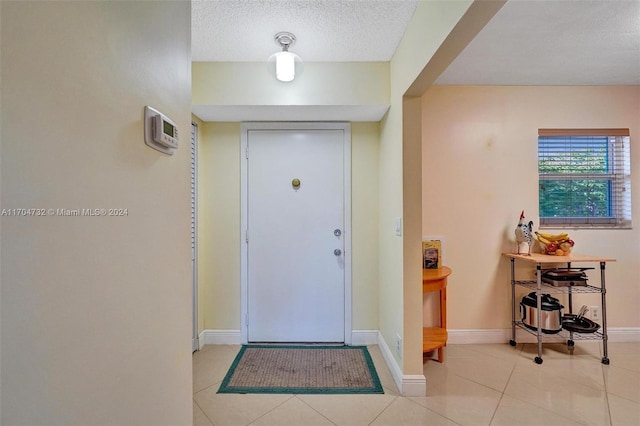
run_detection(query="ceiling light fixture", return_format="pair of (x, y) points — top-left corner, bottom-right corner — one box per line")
(271, 32), (301, 82)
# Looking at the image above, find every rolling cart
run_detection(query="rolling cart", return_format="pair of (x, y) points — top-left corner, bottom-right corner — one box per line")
(503, 253), (615, 365)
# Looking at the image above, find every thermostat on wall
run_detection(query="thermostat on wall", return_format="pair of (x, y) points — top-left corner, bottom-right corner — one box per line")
(144, 106), (179, 155)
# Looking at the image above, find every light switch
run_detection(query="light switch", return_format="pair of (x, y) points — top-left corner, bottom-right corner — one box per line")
(395, 217), (402, 236)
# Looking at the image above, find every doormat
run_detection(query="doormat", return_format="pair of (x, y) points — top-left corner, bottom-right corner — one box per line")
(217, 345), (384, 394)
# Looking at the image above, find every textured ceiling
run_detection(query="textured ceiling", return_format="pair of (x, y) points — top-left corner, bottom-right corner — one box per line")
(436, 0), (640, 85)
(191, 0), (419, 62)
(193, 0), (640, 86)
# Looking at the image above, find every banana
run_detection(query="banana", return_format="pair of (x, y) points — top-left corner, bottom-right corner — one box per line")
(536, 232), (562, 240)
(537, 232), (569, 242)
(535, 232), (552, 245)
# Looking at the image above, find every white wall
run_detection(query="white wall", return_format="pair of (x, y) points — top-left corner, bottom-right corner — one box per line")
(422, 85), (640, 331)
(1, 2), (193, 424)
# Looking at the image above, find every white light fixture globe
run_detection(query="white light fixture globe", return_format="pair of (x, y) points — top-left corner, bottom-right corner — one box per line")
(275, 51), (296, 82)
(270, 32), (302, 82)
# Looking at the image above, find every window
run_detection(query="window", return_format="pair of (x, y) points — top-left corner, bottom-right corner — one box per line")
(538, 128), (631, 228)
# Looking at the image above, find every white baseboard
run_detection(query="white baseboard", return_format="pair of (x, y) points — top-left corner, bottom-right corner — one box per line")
(199, 330), (379, 347)
(375, 331), (426, 397)
(199, 328), (640, 347)
(448, 327), (640, 344)
(448, 329), (514, 344)
(198, 329), (380, 347)
(351, 330), (379, 345)
(375, 331), (404, 393)
(198, 329), (242, 348)
(602, 328), (640, 342)
(199, 327), (640, 348)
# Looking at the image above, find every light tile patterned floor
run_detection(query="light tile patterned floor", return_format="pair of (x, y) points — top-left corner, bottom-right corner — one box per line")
(193, 342), (640, 426)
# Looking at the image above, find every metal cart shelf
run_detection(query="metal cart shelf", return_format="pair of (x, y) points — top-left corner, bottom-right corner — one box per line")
(503, 253), (616, 365)
(512, 281), (603, 294)
(514, 321), (605, 342)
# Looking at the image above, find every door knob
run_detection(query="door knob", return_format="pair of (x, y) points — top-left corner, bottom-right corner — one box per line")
(334, 249), (342, 256)
(334, 229), (342, 237)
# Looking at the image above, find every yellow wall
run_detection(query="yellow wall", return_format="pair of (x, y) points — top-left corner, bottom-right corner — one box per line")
(422, 86), (640, 330)
(379, 0), (474, 374)
(197, 122), (381, 332)
(352, 122), (381, 329)
(1, 2), (193, 424)
(193, 62), (389, 108)
(198, 122), (242, 330)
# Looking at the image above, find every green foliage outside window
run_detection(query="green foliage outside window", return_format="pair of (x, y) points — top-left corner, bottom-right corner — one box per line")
(539, 180), (610, 218)
(539, 136), (612, 220)
(538, 131), (630, 228)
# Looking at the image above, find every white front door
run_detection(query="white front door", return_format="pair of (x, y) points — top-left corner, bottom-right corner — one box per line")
(242, 123), (351, 343)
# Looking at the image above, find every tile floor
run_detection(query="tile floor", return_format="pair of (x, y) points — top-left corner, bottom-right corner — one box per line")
(193, 342), (640, 426)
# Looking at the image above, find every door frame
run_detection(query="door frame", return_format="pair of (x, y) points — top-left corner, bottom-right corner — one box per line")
(240, 122), (352, 344)
(191, 121), (199, 352)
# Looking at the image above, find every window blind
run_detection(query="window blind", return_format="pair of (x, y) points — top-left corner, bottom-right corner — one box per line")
(538, 129), (631, 228)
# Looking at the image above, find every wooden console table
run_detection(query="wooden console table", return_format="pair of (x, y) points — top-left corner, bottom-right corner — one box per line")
(423, 266), (451, 363)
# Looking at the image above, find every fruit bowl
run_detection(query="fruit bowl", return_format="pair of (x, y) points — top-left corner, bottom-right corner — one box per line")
(535, 232), (575, 256)
(538, 242), (574, 256)
(536, 240), (571, 255)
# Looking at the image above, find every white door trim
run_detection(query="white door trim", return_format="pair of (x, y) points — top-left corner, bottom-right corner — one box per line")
(191, 121), (199, 352)
(240, 122), (352, 344)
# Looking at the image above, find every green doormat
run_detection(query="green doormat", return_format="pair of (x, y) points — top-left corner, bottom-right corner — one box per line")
(217, 345), (384, 394)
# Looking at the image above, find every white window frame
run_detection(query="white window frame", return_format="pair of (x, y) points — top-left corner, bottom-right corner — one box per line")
(538, 128), (632, 229)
